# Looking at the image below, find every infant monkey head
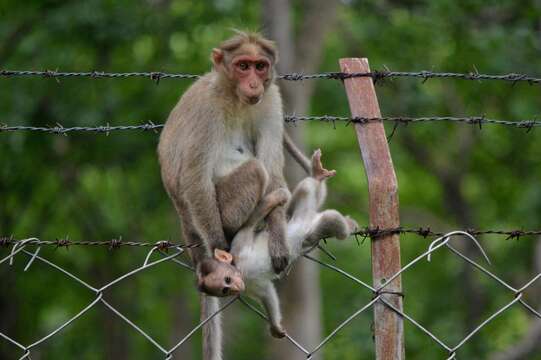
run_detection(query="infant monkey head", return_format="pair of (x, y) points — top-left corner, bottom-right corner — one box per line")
(212, 30), (278, 105)
(197, 249), (245, 297)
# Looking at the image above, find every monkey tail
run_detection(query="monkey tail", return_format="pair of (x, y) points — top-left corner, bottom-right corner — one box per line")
(201, 294), (223, 360)
(283, 132), (311, 175)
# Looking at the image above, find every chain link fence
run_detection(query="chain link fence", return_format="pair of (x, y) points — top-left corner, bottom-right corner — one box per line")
(1, 230), (540, 359)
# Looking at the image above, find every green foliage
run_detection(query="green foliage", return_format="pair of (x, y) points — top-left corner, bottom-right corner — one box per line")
(1, 0), (541, 359)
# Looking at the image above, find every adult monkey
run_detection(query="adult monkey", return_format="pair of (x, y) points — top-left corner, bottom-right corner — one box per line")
(158, 31), (309, 360)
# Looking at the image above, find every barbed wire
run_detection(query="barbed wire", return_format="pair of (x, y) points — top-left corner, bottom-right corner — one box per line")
(2, 227), (539, 252)
(0, 236), (200, 250)
(351, 227), (541, 241)
(281, 70), (541, 84)
(1, 231), (539, 359)
(2, 69), (541, 85)
(0, 122), (164, 135)
(285, 115), (541, 131)
(2, 115), (540, 135)
(0, 69), (200, 82)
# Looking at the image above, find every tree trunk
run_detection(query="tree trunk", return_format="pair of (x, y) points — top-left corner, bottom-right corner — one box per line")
(262, 1), (340, 359)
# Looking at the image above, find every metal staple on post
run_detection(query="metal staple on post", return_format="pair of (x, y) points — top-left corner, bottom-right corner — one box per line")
(340, 58), (405, 360)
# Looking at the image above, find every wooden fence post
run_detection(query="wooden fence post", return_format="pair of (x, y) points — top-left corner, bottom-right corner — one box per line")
(339, 58), (405, 360)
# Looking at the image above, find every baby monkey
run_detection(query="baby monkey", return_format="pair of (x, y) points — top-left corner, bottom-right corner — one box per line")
(201, 150), (358, 337)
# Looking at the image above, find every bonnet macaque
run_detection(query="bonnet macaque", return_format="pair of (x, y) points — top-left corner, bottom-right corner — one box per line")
(158, 30), (307, 360)
(204, 150), (358, 337)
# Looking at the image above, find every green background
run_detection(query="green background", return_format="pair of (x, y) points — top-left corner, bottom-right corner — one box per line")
(1, 0), (540, 359)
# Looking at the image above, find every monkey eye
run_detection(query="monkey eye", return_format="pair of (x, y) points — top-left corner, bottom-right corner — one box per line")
(255, 62), (267, 71)
(222, 287), (229, 295)
(225, 276), (232, 284)
(237, 62), (249, 71)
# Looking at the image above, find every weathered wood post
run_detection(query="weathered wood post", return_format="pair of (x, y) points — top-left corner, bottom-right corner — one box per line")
(340, 58), (405, 360)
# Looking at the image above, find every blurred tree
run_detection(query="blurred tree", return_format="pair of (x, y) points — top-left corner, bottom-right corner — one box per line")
(262, 1), (341, 359)
(490, 240), (541, 360)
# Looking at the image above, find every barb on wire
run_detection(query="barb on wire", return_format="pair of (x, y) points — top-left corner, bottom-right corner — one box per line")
(2, 69), (541, 85)
(2, 116), (541, 136)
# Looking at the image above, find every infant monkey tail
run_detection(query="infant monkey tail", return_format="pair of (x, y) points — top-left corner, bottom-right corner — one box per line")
(283, 132), (311, 175)
(202, 295), (223, 360)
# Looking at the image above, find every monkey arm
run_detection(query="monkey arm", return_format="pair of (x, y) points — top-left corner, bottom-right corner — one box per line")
(259, 283), (286, 338)
(286, 178), (312, 219)
(183, 179), (229, 262)
(244, 189), (290, 229)
(177, 133), (229, 263)
(255, 105), (288, 193)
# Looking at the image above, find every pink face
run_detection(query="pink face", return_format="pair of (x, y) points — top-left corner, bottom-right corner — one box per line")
(197, 249), (245, 297)
(231, 55), (271, 105)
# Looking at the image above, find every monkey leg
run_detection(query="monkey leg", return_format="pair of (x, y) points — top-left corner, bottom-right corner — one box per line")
(216, 159), (269, 241)
(303, 210), (359, 253)
(243, 188), (290, 229)
(286, 177), (321, 219)
(267, 205), (290, 273)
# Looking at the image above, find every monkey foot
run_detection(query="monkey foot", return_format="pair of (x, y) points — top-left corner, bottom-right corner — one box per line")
(312, 149), (336, 181)
(270, 324), (286, 338)
(345, 216), (359, 234)
(270, 188), (290, 207)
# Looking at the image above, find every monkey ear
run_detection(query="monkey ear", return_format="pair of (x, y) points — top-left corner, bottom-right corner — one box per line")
(211, 48), (224, 67)
(214, 249), (233, 264)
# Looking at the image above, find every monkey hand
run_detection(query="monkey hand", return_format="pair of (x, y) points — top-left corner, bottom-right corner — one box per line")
(270, 324), (286, 338)
(270, 235), (289, 274)
(267, 207), (290, 274)
(271, 253), (289, 274)
(312, 149), (336, 181)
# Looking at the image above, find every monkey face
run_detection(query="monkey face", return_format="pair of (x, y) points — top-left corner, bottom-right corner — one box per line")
(197, 264), (245, 297)
(197, 250), (245, 297)
(212, 41), (274, 106)
(230, 54), (271, 105)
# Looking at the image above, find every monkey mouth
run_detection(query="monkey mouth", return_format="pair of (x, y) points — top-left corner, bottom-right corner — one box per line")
(232, 280), (246, 293)
(244, 96), (262, 105)
(228, 276), (246, 294)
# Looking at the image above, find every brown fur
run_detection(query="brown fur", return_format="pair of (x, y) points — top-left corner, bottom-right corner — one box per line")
(216, 159), (268, 241)
(158, 31), (289, 269)
(198, 151), (359, 341)
(223, 150), (358, 338)
(158, 31), (294, 360)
